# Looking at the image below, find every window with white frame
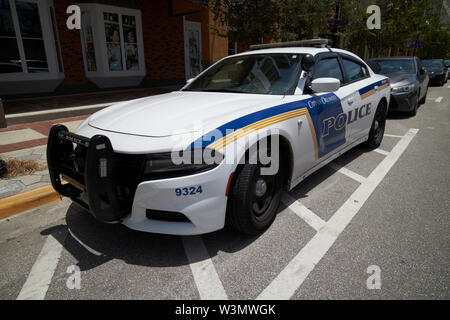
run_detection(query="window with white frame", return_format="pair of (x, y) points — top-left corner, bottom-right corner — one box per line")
(0, 0), (62, 74)
(103, 12), (139, 71)
(79, 4), (145, 88)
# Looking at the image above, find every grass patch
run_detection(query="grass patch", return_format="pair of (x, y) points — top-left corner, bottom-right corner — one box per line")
(3, 159), (46, 179)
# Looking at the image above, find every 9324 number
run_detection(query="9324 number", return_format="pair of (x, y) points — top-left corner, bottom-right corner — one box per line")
(175, 186), (203, 196)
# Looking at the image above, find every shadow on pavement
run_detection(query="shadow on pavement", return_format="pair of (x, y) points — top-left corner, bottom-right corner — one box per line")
(39, 143), (379, 272)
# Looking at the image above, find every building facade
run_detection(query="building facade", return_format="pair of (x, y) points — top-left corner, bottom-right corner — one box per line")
(0, 0), (230, 96)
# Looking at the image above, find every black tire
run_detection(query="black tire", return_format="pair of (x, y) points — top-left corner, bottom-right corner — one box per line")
(419, 86), (427, 105)
(227, 150), (284, 235)
(364, 101), (386, 149)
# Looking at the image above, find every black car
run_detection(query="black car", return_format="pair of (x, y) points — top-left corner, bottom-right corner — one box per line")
(422, 59), (447, 86)
(367, 56), (429, 116)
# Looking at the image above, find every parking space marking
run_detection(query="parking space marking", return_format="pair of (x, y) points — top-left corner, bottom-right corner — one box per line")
(327, 162), (366, 183)
(182, 236), (228, 300)
(257, 129), (418, 300)
(17, 233), (66, 300)
(282, 193), (326, 231)
(435, 97), (443, 103)
(373, 148), (390, 156)
(384, 134), (403, 138)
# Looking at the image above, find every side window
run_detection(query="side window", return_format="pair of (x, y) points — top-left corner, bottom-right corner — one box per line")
(342, 58), (366, 83)
(312, 58), (344, 83)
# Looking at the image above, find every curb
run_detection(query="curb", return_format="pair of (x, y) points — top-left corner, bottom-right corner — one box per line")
(0, 185), (62, 220)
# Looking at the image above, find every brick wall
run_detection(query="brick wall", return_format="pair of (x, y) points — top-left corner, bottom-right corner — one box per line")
(54, 0), (89, 86)
(140, 0), (185, 81)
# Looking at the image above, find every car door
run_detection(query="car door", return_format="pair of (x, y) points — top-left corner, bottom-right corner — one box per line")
(339, 54), (374, 141)
(308, 53), (353, 160)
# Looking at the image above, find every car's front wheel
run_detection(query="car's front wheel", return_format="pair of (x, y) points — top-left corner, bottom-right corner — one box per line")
(227, 153), (284, 235)
(364, 101), (386, 148)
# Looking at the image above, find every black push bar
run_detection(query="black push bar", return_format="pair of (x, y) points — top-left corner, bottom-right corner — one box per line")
(47, 124), (125, 222)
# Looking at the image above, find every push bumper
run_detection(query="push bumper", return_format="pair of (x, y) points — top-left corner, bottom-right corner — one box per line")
(47, 124), (127, 222)
(47, 124), (235, 235)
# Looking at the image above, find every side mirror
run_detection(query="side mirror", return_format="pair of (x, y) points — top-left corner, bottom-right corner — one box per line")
(301, 54), (315, 72)
(310, 78), (341, 93)
(186, 78), (195, 85)
(420, 67), (426, 75)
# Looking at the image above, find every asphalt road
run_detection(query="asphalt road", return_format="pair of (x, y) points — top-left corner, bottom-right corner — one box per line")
(1, 85), (449, 300)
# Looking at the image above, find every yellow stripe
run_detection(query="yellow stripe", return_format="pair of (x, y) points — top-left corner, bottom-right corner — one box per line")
(210, 109), (308, 150)
(378, 83), (389, 91)
(361, 89), (376, 99)
(209, 108), (307, 149)
(214, 110), (308, 150)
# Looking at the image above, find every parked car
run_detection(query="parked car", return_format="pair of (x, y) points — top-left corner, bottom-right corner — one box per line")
(367, 56), (429, 116)
(47, 40), (390, 235)
(422, 59), (447, 86)
(445, 60), (450, 79)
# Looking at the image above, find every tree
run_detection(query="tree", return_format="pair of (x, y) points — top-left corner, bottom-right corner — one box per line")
(208, 0), (281, 45)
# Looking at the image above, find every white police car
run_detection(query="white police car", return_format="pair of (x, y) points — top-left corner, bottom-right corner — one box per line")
(47, 40), (390, 235)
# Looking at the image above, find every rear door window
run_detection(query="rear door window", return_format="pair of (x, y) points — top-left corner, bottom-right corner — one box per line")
(342, 58), (367, 83)
(312, 57), (344, 84)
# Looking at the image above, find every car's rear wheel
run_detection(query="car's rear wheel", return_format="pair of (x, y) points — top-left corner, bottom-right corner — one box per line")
(364, 101), (386, 148)
(227, 149), (284, 235)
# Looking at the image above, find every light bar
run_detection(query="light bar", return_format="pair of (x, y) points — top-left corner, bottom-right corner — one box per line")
(249, 39), (332, 51)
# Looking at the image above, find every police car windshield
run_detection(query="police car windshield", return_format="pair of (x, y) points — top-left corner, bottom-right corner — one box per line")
(368, 59), (415, 75)
(183, 53), (304, 95)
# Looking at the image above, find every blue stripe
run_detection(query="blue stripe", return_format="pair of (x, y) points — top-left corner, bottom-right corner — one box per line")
(189, 93), (346, 159)
(359, 79), (387, 96)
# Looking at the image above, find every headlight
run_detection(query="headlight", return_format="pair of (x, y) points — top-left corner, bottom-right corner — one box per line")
(392, 83), (415, 94)
(144, 149), (223, 174)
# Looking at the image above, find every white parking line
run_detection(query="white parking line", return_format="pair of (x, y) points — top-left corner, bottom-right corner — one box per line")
(257, 128), (418, 300)
(384, 134), (403, 138)
(182, 236), (228, 300)
(282, 193), (326, 231)
(327, 162), (366, 183)
(373, 148), (390, 156)
(17, 233), (66, 300)
(435, 97), (443, 103)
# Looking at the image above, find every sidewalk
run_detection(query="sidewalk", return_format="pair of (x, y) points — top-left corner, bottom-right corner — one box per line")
(3, 85), (179, 125)
(0, 86), (178, 208)
(0, 115), (87, 199)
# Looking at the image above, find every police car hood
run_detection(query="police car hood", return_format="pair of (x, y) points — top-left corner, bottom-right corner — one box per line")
(88, 91), (284, 137)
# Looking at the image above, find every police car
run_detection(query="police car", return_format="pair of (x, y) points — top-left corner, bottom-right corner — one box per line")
(47, 40), (390, 235)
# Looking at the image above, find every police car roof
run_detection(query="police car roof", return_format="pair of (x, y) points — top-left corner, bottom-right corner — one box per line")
(234, 47), (363, 60)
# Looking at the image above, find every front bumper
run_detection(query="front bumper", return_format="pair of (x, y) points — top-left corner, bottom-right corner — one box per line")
(47, 124), (234, 235)
(388, 92), (416, 112)
(429, 74), (445, 84)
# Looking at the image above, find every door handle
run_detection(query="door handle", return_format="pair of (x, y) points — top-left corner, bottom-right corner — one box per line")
(374, 86), (379, 91)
